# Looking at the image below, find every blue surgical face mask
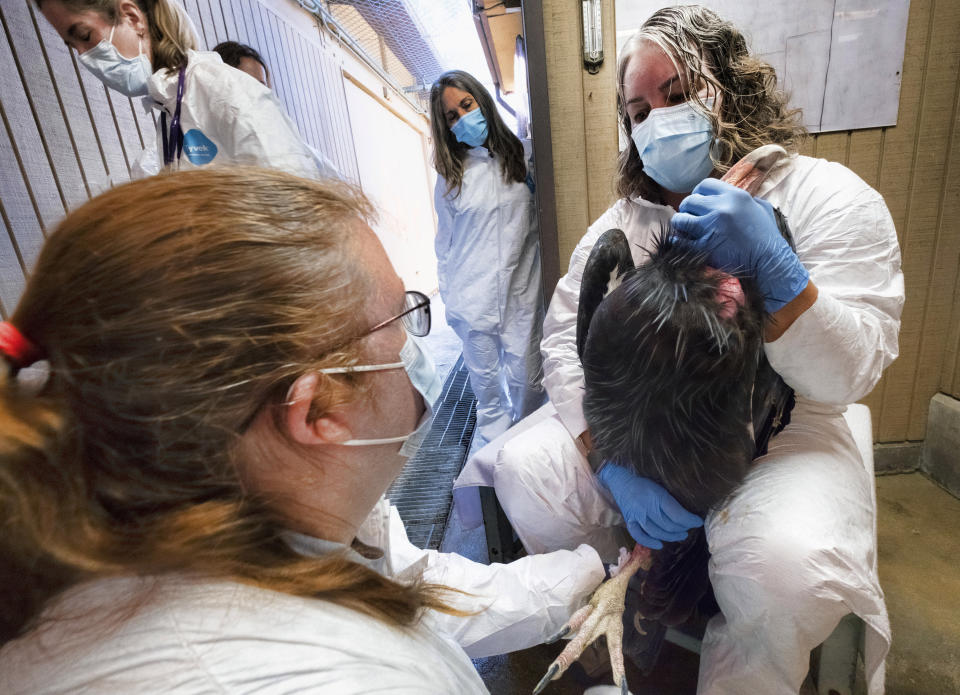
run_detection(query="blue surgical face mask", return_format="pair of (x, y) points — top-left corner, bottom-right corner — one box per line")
(451, 107), (489, 148)
(78, 24), (153, 97)
(318, 335), (443, 457)
(630, 98), (716, 194)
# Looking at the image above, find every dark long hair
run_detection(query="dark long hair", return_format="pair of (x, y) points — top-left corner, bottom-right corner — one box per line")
(615, 5), (806, 202)
(429, 70), (526, 195)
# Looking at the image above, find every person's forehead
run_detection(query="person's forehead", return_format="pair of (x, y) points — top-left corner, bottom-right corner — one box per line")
(238, 56), (264, 72)
(623, 40), (681, 93)
(42, 3), (108, 38)
(353, 221), (404, 301)
(441, 86), (471, 110)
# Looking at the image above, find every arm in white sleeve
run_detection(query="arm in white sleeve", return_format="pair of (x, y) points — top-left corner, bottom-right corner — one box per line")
(765, 187), (904, 403)
(382, 504), (604, 658)
(541, 203), (627, 438)
(420, 543), (605, 658)
(433, 180), (455, 285)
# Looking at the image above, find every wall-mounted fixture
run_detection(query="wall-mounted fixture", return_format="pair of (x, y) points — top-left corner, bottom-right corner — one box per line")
(514, 34), (530, 138)
(581, 0), (603, 74)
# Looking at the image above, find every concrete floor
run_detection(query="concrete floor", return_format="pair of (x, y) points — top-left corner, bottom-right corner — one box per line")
(876, 472), (960, 694)
(441, 471), (960, 694)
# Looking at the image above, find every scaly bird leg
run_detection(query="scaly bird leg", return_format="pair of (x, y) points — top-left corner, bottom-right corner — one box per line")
(532, 544), (653, 695)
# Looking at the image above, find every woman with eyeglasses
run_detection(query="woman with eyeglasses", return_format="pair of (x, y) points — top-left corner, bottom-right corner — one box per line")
(0, 168), (606, 693)
(37, 0), (319, 178)
(429, 70), (546, 447)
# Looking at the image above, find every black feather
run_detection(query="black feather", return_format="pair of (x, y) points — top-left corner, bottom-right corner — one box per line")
(576, 145), (798, 630)
(583, 231), (762, 515)
(579, 227), (795, 627)
(577, 228), (635, 359)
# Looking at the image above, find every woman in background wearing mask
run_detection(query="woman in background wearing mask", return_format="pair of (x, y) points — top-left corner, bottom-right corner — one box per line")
(0, 168), (606, 692)
(429, 70), (545, 448)
(490, 6), (902, 694)
(37, 0), (318, 178)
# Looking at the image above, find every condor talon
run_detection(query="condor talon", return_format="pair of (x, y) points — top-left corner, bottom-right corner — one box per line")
(544, 624), (570, 644)
(532, 662), (559, 695)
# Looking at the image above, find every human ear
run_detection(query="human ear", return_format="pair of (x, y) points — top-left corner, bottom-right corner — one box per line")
(284, 372), (353, 446)
(117, 0), (149, 37)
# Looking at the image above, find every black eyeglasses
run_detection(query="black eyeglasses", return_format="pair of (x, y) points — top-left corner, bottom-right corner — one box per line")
(368, 290), (431, 337)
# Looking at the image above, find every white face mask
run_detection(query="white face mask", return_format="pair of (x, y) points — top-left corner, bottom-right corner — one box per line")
(77, 24), (153, 97)
(318, 336), (443, 458)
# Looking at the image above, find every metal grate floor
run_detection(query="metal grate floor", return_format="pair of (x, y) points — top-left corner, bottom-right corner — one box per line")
(386, 356), (476, 550)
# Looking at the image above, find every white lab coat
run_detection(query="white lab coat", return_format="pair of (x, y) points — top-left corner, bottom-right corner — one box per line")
(0, 498), (604, 694)
(434, 142), (546, 445)
(458, 154), (903, 694)
(132, 51), (322, 179)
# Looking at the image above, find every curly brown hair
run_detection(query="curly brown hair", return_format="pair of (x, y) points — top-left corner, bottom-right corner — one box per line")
(616, 5), (807, 202)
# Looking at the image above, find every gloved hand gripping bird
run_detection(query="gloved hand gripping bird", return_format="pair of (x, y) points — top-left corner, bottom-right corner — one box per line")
(534, 145), (803, 694)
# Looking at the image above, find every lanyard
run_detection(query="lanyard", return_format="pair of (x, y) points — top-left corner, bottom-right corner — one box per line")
(160, 66), (185, 167)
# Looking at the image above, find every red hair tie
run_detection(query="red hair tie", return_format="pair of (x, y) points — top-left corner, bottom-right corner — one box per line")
(0, 321), (43, 369)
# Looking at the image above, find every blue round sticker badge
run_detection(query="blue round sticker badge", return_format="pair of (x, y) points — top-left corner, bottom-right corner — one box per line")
(182, 129), (218, 165)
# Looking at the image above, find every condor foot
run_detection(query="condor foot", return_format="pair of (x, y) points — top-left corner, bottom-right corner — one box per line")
(532, 544), (652, 695)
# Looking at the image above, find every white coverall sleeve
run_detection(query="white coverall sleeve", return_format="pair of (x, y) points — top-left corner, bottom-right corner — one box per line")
(384, 506), (605, 659)
(541, 203), (626, 438)
(765, 187), (904, 403)
(433, 180), (455, 284)
(421, 544), (605, 658)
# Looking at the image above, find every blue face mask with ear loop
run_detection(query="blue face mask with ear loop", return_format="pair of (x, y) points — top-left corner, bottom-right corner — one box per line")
(450, 107), (489, 148)
(77, 23), (153, 97)
(630, 97), (717, 194)
(317, 335), (443, 457)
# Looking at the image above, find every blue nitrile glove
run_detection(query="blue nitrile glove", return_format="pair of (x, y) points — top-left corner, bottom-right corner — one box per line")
(597, 463), (704, 550)
(670, 178), (810, 313)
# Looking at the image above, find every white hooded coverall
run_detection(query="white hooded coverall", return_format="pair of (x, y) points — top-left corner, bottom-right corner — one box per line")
(134, 51), (328, 179)
(435, 142), (546, 445)
(457, 154), (903, 694)
(0, 497), (605, 694)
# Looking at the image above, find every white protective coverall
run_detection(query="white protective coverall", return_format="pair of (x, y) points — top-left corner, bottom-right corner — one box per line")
(435, 142), (546, 445)
(455, 154), (903, 694)
(0, 497), (604, 694)
(132, 51), (323, 179)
